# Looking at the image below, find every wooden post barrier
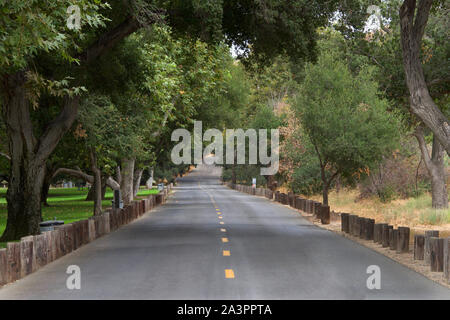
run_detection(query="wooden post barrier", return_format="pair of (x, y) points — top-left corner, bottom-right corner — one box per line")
(360, 218), (369, 239)
(34, 234), (47, 269)
(429, 237), (444, 272)
(444, 238), (450, 284)
(43, 231), (53, 263)
(313, 202), (321, 219)
(88, 219), (96, 242)
(353, 217), (361, 237)
(20, 236), (35, 278)
(388, 229), (397, 250)
(6, 242), (21, 283)
(414, 235), (425, 260)
(348, 215), (356, 236)
(0, 248), (7, 286)
(365, 218), (375, 240)
(288, 192), (294, 207)
(51, 229), (61, 260)
(341, 213), (349, 233)
(425, 230), (439, 265)
(374, 223), (387, 244)
(397, 227), (410, 253)
(103, 212), (110, 234)
(320, 205), (330, 225)
(382, 225), (392, 248)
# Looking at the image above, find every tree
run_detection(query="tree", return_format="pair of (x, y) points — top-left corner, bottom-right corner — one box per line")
(294, 48), (401, 205)
(399, 0), (450, 154)
(0, 0), (347, 240)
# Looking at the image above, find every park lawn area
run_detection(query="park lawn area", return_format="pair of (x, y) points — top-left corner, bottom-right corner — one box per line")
(0, 187), (159, 248)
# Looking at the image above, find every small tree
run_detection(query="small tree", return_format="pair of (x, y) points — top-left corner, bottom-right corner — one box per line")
(294, 50), (400, 205)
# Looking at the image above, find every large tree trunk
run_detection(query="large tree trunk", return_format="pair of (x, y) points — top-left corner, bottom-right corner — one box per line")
(120, 158), (135, 205)
(415, 128), (448, 209)
(89, 149), (102, 216)
(400, 0), (450, 155)
(0, 72), (78, 241)
(133, 168), (144, 197)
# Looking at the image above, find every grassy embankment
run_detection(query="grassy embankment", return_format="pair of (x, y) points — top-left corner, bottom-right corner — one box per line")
(0, 187), (159, 248)
(307, 189), (450, 235)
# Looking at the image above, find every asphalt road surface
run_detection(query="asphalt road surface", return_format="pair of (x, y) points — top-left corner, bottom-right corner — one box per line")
(0, 164), (449, 300)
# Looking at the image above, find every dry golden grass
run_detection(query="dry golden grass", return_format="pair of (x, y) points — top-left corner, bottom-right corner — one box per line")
(291, 188), (450, 236)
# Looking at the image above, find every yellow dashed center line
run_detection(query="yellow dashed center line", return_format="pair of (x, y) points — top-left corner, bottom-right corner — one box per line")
(217, 212), (221, 215)
(219, 221), (224, 225)
(223, 250), (230, 256)
(218, 216), (223, 219)
(220, 228), (226, 232)
(225, 269), (235, 279)
(221, 237), (229, 243)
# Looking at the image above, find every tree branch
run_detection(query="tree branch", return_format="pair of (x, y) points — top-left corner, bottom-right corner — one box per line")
(414, 126), (432, 167)
(78, 16), (140, 64)
(0, 152), (10, 160)
(36, 96), (79, 164)
(53, 167), (120, 190)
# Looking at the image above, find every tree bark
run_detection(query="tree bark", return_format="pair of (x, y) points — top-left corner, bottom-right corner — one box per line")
(0, 72), (48, 241)
(120, 158), (135, 205)
(89, 149), (102, 216)
(400, 0), (450, 155)
(133, 168), (144, 197)
(414, 128), (448, 209)
(41, 170), (52, 208)
(145, 167), (154, 189)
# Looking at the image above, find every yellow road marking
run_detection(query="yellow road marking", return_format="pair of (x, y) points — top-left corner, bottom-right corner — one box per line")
(225, 269), (235, 278)
(219, 221), (224, 225)
(223, 250), (230, 256)
(220, 228), (226, 232)
(221, 237), (228, 243)
(216, 208), (220, 211)
(217, 212), (221, 215)
(218, 216), (223, 219)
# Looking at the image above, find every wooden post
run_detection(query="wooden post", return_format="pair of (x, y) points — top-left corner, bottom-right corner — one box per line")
(389, 229), (398, 250)
(376, 223), (387, 244)
(0, 248), (7, 286)
(34, 234), (47, 269)
(425, 230), (439, 265)
(373, 224), (380, 243)
(382, 225), (392, 248)
(365, 219), (375, 240)
(44, 231), (54, 263)
(6, 242), (21, 282)
(320, 205), (330, 225)
(88, 219), (96, 242)
(20, 236), (35, 278)
(354, 217), (361, 238)
(414, 235), (425, 260)
(397, 227), (410, 253)
(313, 202), (321, 218)
(429, 237), (444, 272)
(444, 238), (450, 284)
(341, 213), (349, 233)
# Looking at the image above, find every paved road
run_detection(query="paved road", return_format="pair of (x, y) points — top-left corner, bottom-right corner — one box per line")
(0, 164), (449, 299)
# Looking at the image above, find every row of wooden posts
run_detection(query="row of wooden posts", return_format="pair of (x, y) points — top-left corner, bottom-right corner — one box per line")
(227, 182), (450, 284)
(228, 184), (332, 224)
(341, 213), (450, 284)
(0, 186), (171, 287)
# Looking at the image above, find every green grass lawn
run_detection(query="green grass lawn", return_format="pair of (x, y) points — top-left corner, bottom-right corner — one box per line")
(0, 187), (159, 248)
